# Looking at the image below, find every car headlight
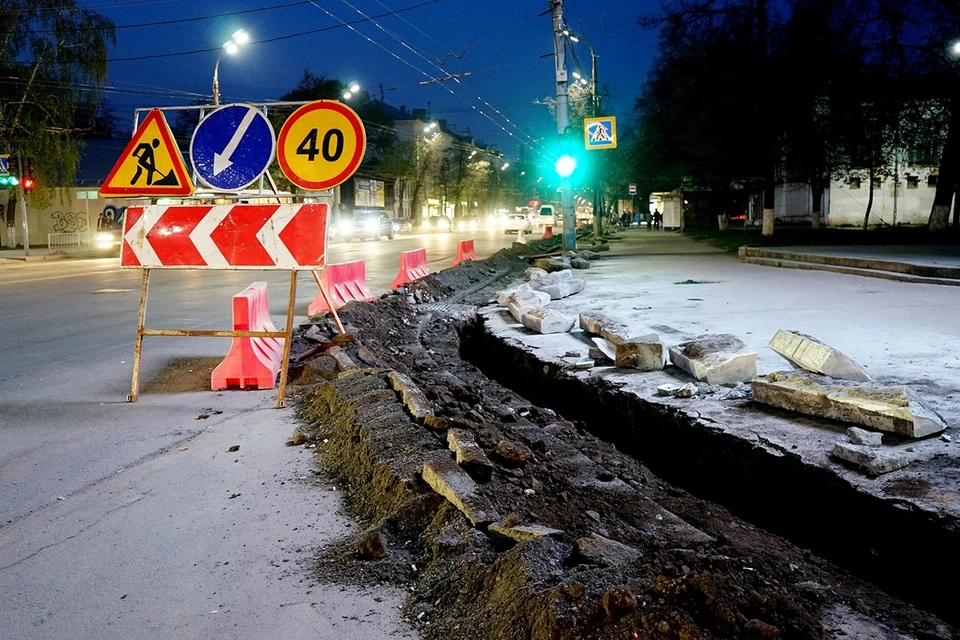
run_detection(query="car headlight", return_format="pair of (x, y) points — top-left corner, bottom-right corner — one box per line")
(364, 220), (378, 233)
(339, 221), (353, 234)
(392, 222), (401, 233)
(457, 220), (466, 230)
(468, 220), (478, 230)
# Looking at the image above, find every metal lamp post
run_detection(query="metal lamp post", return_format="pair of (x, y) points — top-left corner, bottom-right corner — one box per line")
(570, 33), (602, 238)
(212, 29), (249, 106)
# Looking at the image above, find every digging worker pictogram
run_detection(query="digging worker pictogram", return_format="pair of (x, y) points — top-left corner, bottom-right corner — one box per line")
(131, 138), (176, 186)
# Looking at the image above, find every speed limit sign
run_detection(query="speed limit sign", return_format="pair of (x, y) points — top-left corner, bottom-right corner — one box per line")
(277, 100), (366, 190)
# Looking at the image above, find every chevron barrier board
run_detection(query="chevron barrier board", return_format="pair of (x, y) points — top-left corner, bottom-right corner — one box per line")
(120, 203), (328, 269)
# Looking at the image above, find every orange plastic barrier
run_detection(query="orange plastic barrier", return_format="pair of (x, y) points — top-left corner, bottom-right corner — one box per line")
(211, 282), (283, 390)
(391, 248), (430, 289)
(542, 225), (553, 239)
(308, 260), (375, 316)
(451, 239), (479, 266)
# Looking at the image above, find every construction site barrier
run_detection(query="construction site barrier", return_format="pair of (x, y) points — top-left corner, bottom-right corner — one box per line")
(308, 260), (375, 316)
(391, 248), (430, 289)
(451, 239), (479, 266)
(542, 225), (553, 239)
(211, 282), (284, 391)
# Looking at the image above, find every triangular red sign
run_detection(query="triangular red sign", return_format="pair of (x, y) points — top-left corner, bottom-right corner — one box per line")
(100, 109), (194, 197)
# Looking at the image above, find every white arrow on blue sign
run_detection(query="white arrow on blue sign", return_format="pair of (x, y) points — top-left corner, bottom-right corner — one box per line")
(0, 155), (9, 175)
(190, 104), (276, 191)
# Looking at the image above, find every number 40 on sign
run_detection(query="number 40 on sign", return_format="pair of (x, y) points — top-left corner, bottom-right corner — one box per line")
(277, 100), (366, 191)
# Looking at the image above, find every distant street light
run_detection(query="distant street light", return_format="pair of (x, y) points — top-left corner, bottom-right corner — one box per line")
(501, 162), (510, 171)
(953, 41), (960, 55)
(423, 121), (438, 133)
(341, 82), (361, 100)
(213, 29), (249, 106)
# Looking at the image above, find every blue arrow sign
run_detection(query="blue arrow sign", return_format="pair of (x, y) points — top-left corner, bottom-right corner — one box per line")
(190, 104), (276, 191)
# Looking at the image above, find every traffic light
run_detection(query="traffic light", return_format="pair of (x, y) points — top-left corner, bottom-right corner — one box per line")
(22, 162), (35, 192)
(551, 131), (588, 182)
(0, 174), (18, 188)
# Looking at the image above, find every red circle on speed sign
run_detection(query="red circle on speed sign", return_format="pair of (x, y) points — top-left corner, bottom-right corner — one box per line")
(277, 100), (366, 190)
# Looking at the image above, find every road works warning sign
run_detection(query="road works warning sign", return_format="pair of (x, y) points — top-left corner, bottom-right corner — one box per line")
(100, 109), (194, 197)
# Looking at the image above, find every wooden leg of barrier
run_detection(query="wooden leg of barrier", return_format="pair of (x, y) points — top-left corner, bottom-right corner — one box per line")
(128, 268), (150, 402)
(276, 270), (298, 409)
(311, 269), (346, 335)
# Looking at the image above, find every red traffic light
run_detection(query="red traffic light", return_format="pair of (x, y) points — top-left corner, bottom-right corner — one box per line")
(22, 177), (35, 192)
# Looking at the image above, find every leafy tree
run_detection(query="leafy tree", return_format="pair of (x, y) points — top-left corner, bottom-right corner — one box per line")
(1, 0), (115, 228)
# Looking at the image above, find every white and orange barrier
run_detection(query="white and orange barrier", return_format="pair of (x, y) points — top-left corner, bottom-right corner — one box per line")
(211, 282), (283, 390)
(308, 260), (375, 316)
(451, 239), (479, 266)
(391, 248), (430, 289)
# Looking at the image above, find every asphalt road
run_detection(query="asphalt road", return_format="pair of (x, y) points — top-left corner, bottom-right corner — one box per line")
(0, 228), (515, 640)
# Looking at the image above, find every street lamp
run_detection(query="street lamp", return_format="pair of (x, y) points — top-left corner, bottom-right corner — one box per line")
(953, 41), (960, 56)
(567, 30), (602, 237)
(341, 82), (361, 100)
(213, 29), (249, 106)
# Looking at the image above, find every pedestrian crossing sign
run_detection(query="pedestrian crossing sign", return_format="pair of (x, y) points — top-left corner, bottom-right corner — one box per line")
(584, 116), (617, 150)
(100, 109), (194, 197)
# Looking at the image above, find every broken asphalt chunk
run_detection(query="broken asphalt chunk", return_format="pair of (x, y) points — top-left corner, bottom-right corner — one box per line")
(447, 428), (494, 483)
(831, 441), (910, 475)
(669, 333), (757, 385)
(769, 329), (871, 382)
(420, 458), (500, 527)
(387, 371), (434, 421)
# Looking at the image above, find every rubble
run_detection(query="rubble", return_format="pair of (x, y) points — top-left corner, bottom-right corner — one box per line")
(519, 308), (576, 334)
(575, 533), (642, 567)
(420, 458), (501, 527)
(494, 439), (531, 467)
(535, 277), (586, 300)
(847, 426), (883, 447)
(506, 290), (551, 322)
(579, 313), (664, 370)
(602, 586), (638, 619)
(675, 383), (698, 398)
(487, 523), (564, 542)
(669, 334), (757, 385)
(524, 267), (548, 281)
(387, 371), (433, 420)
(831, 442), (910, 475)
(752, 371), (946, 438)
(657, 383), (681, 396)
(532, 258), (571, 273)
(447, 428), (494, 482)
(570, 257), (590, 269)
(769, 329), (871, 382)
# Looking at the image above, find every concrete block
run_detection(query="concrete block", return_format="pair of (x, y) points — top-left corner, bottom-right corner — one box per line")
(496, 282), (535, 305)
(536, 278), (586, 300)
(571, 258), (591, 269)
(579, 313), (659, 345)
(488, 523), (564, 542)
(421, 458), (501, 527)
(769, 329), (870, 382)
(575, 533), (642, 567)
(615, 340), (664, 370)
(447, 428), (494, 483)
(520, 308), (576, 334)
(524, 267), (549, 281)
(506, 290), (551, 322)
(532, 258), (571, 273)
(669, 334), (757, 385)
(752, 371), (946, 438)
(831, 441), (910, 475)
(847, 426), (883, 447)
(591, 337), (616, 360)
(387, 371), (433, 420)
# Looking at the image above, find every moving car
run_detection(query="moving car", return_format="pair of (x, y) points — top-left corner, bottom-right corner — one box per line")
(456, 215), (481, 231)
(335, 210), (394, 241)
(503, 213), (532, 234)
(428, 214), (452, 232)
(538, 205), (556, 227)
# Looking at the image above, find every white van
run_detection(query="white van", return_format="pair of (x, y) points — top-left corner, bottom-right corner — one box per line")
(538, 205), (555, 227)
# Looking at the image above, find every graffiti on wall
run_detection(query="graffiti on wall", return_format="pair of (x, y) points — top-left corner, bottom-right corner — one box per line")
(51, 211), (89, 233)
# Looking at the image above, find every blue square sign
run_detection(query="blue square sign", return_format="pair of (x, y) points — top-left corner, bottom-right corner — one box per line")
(584, 116), (617, 150)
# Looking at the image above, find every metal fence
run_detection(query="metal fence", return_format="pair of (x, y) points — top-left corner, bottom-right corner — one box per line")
(48, 232), (94, 254)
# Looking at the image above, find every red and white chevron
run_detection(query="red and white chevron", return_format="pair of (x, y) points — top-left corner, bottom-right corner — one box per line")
(120, 203), (328, 269)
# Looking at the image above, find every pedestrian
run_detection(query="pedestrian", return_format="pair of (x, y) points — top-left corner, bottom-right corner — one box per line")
(646, 212), (652, 231)
(654, 210), (662, 230)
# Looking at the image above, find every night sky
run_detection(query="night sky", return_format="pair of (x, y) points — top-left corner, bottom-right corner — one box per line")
(95, 0), (660, 158)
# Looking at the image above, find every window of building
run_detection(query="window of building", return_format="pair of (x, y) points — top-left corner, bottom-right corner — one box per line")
(906, 176), (919, 189)
(871, 177), (882, 189)
(848, 178), (861, 189)
(928, 175), (939, 188)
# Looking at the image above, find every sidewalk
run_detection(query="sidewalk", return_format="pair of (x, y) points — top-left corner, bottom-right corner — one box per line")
(480, 228), (960, 621)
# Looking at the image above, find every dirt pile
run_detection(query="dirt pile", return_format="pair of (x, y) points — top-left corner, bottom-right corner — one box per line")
(291, 248), (953, 640)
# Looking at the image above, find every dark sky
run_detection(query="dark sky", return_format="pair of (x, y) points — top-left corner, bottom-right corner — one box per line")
(94, 0), (661, 158)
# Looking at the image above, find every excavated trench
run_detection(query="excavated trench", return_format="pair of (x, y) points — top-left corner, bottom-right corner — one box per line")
(459, 315), (960, 627)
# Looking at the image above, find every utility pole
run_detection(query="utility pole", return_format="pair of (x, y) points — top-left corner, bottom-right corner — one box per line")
(17, 155), (30, 256)
(591, 49), (601, 239)
(550, 0), (576, 250)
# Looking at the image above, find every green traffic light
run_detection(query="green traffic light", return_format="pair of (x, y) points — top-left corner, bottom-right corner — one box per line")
(555, 154), (577, 178)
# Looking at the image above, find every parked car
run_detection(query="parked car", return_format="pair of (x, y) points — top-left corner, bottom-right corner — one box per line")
(538, 205), (556, 227)
(503, 213), (532, 234)
(428, 214), (452, 232)
(335, 210), (394, 241)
